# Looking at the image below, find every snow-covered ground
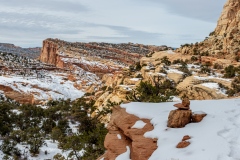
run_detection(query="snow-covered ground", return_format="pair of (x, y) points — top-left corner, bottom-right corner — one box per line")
(0, 73), (85, 102)
(120, 98), (240, 160)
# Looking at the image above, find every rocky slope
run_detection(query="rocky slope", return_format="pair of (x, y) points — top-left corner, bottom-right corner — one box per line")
(176, 0), (240, 62)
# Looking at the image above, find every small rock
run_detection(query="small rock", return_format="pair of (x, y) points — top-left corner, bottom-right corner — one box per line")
(176, 141), (190, 148)
(192, 111), (207, 123)
(182, 135), (191, 141)
(173, 97), (190, 110)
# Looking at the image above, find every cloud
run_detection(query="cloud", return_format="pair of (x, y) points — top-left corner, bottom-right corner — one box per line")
(0, 0), (227, 48)
(145, 0), (226, 22)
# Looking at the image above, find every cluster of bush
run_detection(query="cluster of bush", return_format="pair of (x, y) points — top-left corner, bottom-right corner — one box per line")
(0, 96), (110, 160)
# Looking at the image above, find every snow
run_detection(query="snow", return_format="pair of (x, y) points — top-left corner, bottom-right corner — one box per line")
(130, 78), (141, 81)
(167, 68), (184, 74)
(131, 120), (146, 129)
(194, 75), (232, 82)
(0, 73), (85, 102)
(121, 99), (240, 160)
(117, 134), (122, 139)
(193, 111), (206, 115)
(115, 146), (131, 160)
(167, 50), (175, 54)
(201, 82), (227, 95)
(201, 82), (219, 89)
(0, 140), (72, 160)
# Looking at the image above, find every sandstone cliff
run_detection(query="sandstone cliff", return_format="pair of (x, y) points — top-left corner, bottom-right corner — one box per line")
(176, 0), (240, 61)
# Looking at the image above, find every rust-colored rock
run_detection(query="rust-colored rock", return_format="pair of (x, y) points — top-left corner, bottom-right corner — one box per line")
(99, 106), (157, 160)
(173, 98), (190, 110)
(182, 98), (190, 108)
(176, 141), (190, 148)
(167, 110), (192, 128)
(192, 112), (207, 123)
(182, 135), (191, 141)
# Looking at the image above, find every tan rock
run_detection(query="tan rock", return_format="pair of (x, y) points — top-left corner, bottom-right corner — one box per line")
(167, 110), (192, 128)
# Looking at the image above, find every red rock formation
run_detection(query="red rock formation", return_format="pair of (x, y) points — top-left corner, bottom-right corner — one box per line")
(99, 106), (157, 160)
(40, 40), (58, 65)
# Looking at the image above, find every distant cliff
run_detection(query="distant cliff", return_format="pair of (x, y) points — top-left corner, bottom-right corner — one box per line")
(177, 0), (240, 61)
(39, 38), (173, 76)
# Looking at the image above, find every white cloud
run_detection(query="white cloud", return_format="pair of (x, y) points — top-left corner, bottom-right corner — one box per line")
(0, 0), (226, 47)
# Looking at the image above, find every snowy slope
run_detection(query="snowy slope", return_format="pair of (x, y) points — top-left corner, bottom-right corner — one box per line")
(0, 73), (85, 102)
(121, 98), (240, 160)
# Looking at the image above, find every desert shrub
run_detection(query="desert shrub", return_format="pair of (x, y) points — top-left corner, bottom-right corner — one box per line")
(224, 65), (236, 78)
(200, 65), (211, 74)
(213, 63), (223, 69)
(191, 56), (198, 62)
(161, 56), (171, 66)
(127, 78), (177, 103)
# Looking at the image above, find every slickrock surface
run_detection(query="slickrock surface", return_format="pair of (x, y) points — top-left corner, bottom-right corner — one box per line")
(99, 106), (157, 160)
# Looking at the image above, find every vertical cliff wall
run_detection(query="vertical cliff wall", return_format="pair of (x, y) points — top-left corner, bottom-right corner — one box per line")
(40, 40), (58, 65)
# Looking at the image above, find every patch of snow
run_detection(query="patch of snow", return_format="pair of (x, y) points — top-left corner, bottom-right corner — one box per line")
(171, 96), (181, 102)
(194, 76), (232, 82)
(117, 134), (122, 139)
(121, 99), (240, 160)
(201, 82), (219, 89)
(201, 83), (227, 95)
(167, 50), (175, 54)
(130, 78), (141, 81)
(115, 146), (131, 160)
(131, 120), (146, 129)
(193, 111), (207, 115)
(167, 69), (184, 74)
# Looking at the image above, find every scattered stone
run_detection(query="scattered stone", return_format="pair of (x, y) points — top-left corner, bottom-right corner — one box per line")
(176, 141), (190, 148)
(182, 135), (191, 141)
(192, 111), (207, 123)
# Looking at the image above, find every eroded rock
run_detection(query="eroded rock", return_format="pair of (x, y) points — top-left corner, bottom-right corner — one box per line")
(99, 106), (157, 160)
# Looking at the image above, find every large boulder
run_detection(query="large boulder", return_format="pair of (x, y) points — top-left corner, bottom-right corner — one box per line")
(167, 110), (192, 128)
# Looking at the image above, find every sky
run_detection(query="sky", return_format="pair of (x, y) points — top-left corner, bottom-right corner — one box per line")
(0, 0), (226, 48)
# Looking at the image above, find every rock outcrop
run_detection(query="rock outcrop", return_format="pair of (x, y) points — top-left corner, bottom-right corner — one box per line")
(176, 0), (240, 61)
(99, 106), (157, 160)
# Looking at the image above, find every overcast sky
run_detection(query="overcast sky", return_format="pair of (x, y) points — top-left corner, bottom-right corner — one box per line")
(0, 0), (226, 48)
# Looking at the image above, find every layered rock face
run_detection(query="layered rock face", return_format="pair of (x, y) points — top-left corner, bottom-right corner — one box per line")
(177, 0), (240, 61)
(40, 39), (171, 77)
(99, 106), (157, 160)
